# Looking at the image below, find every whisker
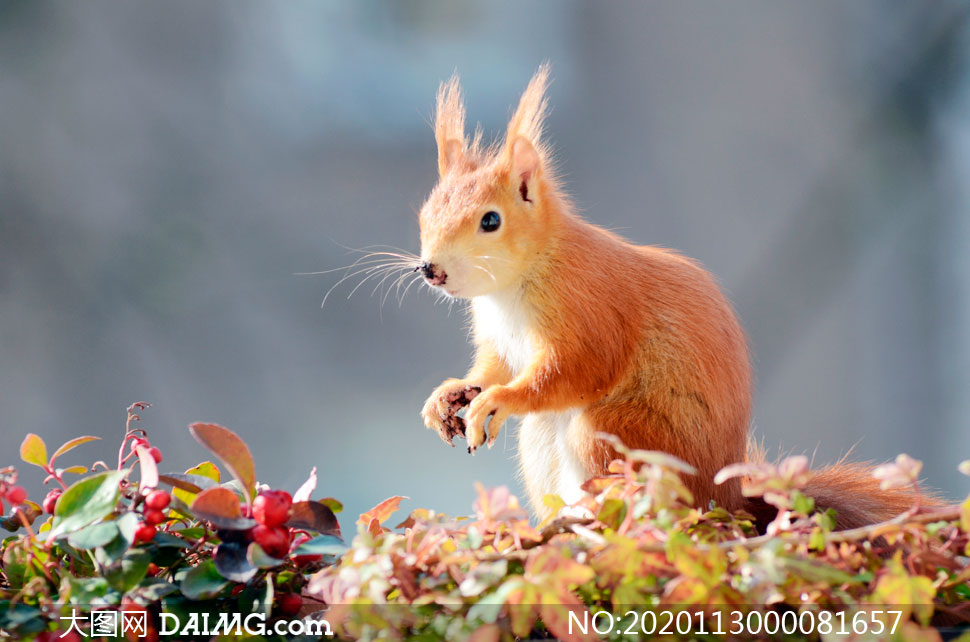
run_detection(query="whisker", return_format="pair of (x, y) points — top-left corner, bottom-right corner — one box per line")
(471, 264), (496, 283)
(347, 264), (409, 300)
(383, 268), (417, 307)
(321, 261), (411, 308)
(474, 254), (511, 264)
(335, 242), (420, 258)
(370, 264), (412, 298)
(297, 256), (413, 276)
(398, 272), (424, 306)
(381, 269), (415, 309)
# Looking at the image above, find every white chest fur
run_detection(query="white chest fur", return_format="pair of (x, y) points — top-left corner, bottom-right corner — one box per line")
(472, 291), (535, 375)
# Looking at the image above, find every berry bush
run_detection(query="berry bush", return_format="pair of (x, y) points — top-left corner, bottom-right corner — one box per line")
(1, 402), (969, 641)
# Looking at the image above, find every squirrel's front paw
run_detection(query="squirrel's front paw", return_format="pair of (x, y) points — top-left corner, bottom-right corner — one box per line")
(464, 386), (513, 454)
(421, 379), (481, 446)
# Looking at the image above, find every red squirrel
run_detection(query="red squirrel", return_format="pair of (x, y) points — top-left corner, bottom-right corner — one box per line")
(417, 64), (929, 529)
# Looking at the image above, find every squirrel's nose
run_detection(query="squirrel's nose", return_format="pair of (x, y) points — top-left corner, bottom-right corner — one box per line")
(420, 261), (447, 286)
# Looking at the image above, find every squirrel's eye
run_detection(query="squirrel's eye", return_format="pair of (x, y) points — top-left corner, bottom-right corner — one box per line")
(480, 211), (501, 232)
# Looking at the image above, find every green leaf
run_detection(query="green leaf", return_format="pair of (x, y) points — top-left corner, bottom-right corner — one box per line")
(188, 423), (256, 498)
(172, 527), (206, 540)
(95, 533), (131, 564)
(158, 473), (218, 494)
(168, 463), (221, 513)
(66, 576), (110, 604)
(67, 521), (119, 550)
(1, 541), (28, 589)
(259, 578), (274, 617)
(48, 471), (126, 541)
(597, 498), (627, 530)
(214, 541), (258, 582)
(50, 436), (100, 464)
(59, 465), (88, 476)
(808, 529), (826, 552)
(0, 601), (44, 628)
(291, 534), (347, 557)
(19, 434), (47, 468)
(115, 511), (141, 546)
(189, 461), (221, 482)
(235, 579), (273, 617)
(153, 532), (191, 548)
(180, 560), (229, 600)
(791, 490), (815, 515)
(780, 555), (854, 584)
(105, 548), (152, 592)
(132, 578), (179, 602)
(542, 494), (565, 516)
(319, 497), (343, 514)
(459, 560), (508, 597)
(247, 542), (285, 569)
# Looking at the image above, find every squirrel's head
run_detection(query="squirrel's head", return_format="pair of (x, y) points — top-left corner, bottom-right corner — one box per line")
(418, 64), (557, 299)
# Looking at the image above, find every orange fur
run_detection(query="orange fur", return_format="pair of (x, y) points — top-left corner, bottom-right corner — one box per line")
(417, 64), (936, 529)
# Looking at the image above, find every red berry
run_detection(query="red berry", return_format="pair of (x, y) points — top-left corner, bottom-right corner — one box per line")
(147, 562), (160, 576)
(142, 627), (160, 642)
(144, 509), (166, 526)
(148, 446), (163, 463)
(43, 489), (62, 515)
(145, 489), (171, 510)
(240, 504), (252, 518)
(130, 437), (150, 452)
(231, 584), (245, 596)
(134, 523), (156, 544)
(6, 486), (26, 505)
(250, 524), (290, 558)
(276, 592), (303, 617)
(252, 490), (292, 527)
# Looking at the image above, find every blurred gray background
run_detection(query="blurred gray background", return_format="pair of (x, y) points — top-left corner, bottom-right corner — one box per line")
(3, 1), (969, 523)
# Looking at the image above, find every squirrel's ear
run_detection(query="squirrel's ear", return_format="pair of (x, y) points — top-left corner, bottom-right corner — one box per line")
(508, 136), (540, 203)
(439, 138), (464, 176)
(504, 63), (550, 201)
(434, 74), (467, 176)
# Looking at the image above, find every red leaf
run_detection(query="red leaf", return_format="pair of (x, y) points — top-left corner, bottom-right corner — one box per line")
(293, 467), (317, 503)
(191, 487), (253, 529)
(188, 423), (256, 497)
(136, 445), (159, 491)
(357, 496), (407, 527)
(367, 517), (382, 538)
(286, 501), (340, 536)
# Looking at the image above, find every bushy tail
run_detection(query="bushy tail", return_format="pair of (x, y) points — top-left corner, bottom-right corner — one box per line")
(800, 462), (942, 529)
(743, 444), (944, 531)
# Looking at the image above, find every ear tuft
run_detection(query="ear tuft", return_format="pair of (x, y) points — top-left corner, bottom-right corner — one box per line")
(435, 73), (467, 176)
(505, 63), (551, 153)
